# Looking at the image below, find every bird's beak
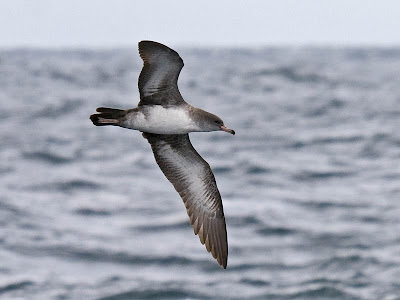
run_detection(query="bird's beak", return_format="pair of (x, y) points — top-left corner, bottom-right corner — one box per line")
(220, 125), (235, 135)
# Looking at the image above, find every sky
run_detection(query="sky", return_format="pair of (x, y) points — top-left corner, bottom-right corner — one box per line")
(1, 0), (400, 48)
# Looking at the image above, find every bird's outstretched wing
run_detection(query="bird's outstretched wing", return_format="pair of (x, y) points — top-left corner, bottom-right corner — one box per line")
(138, 41), (186, 106)
(143, 133), (228, 268)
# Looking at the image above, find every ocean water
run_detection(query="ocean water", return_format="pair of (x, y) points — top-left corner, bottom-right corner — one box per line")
(1, 46), (400, 299)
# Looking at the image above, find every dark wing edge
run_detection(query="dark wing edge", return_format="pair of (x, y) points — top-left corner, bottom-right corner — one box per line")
(143, 133), (228, 268)
(138, 41), (185, 106)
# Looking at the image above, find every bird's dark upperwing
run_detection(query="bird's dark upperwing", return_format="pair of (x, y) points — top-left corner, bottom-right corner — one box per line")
(143, 133), (228, 268)
(138, 41), (186, 106)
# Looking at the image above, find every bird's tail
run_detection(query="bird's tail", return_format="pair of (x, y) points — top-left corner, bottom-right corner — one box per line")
(90, 107), (126, 126)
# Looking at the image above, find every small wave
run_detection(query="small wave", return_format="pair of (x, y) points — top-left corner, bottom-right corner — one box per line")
(98, 288), (198, 300)
(246, 166), (272, 174)
(49, 69), (78, 83)
(45, 136), (71, 145)
(27, 179), (101, 192)
(360, 215), (382, 223)
(0, 201), (25, 216)
(212, 166), (233, 174)
(100, 276), (122, 285)
(58, 180), (101, 191)
(133, 220), (188, 233)
(256, 226), (297, 236)
(229, 215), (262, 227)
(249, 66), (328, 83)
(0, 166), (14, 175)
(18, 244), (196, 267)
(359, 133), (392, 159)
(301, 277), (342, 286)
(318, 254), (378, 270)
(292, 170), (355, 181)
(311, 135), (364, 145)
(288, 141), (307, 149)
(202, 87), (220, 96)
(33, 98), (83, 119)
(240, 278), (271, 287)
(74, 208), (111, 216)
(93, 66), (112, 84)
(0, 280), (34, 295)
(295, 200), (362, 210)
(23, 151), (73, 164)
(8, 242), (199, 267)
(229, 262), (302, 272)
(288, 134), (363, 150)
(285, 286), (356, 299)
(305, 98), (346, 118)
(75, 251), (194, 267)
(310, 233), (369, 250)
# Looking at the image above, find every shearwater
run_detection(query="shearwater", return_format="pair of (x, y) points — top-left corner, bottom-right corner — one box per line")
(90, 41), (235, 268)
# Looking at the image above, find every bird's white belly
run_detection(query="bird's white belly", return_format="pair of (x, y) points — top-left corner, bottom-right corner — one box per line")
(125, 106), (200, 134)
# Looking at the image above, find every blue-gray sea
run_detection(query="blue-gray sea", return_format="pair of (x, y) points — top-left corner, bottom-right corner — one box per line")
(1, 46), (400, 299)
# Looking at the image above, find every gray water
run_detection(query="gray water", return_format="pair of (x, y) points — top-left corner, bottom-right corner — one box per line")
(1, 46), (400, 299)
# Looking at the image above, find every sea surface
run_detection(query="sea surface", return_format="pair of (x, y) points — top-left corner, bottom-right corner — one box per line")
(1, 46), (400, 299)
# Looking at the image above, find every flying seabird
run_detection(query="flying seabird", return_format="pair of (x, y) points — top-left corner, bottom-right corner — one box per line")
(90, 41), (235, 269)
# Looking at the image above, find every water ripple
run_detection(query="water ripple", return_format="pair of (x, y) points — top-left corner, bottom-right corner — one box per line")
(98, 288), (200, 300)
(33, 98), (83, 119)
(27, 179), (101, 192)
(292, 170), (356, 181)
(249, 66), (329, 83)
(74, 208), (112, 216)
(0, 281), (34, 296)
(23, 151), (73, 164)
(256, 226), (297, 236)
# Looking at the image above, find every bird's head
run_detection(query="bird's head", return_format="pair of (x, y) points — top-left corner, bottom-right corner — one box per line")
(207, 114), (235, 135)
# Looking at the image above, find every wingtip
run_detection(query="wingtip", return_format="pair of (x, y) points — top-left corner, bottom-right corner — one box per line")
(196, 229), (228, 269)
(217, 247), (228, 269)
(138, 40), (183, 65)
(218, 255), (228, 269)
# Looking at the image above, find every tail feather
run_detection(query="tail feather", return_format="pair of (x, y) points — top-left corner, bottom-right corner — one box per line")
(96, 107), (125, 114)
(90, 107), (126, 126)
